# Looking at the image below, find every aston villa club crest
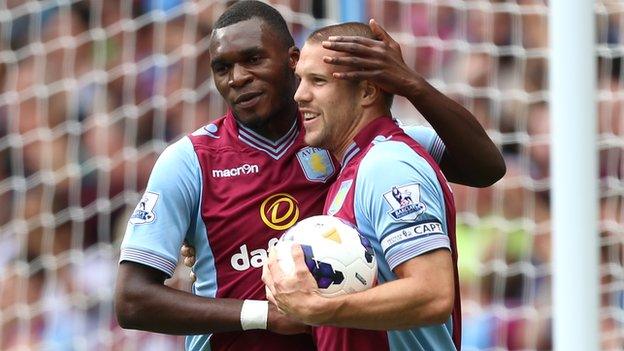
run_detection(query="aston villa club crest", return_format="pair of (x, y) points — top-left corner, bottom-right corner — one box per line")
(296, 147), (335, 183)
(383, 183), (426, 221)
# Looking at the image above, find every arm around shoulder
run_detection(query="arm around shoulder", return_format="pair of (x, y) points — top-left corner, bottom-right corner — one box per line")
(114, 261), (171, 330)
(114, 261), (249, 334)
(407, 78), (506, 187)
(115, 262), (310, 335)
(321, 18), (505, 186)
(115, 138), (247, 334)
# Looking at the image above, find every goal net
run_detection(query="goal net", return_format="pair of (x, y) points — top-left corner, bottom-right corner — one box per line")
(0, 0), (620, 350)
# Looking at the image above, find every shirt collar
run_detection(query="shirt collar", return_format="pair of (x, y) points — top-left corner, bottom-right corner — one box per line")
(339, 116), (395, 167)
(227, 109), (300, 160)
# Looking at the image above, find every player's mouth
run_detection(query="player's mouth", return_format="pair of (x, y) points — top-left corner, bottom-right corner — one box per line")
(302, 111), (319, 124)
(234, 92), (263, 109)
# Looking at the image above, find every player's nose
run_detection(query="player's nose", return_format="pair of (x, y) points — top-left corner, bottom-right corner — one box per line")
(294, 79), (311, 104)
(228, 64), (252, 88)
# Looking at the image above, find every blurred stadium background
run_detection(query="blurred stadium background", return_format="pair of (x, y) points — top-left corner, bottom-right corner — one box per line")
(0, 0), (620, 350)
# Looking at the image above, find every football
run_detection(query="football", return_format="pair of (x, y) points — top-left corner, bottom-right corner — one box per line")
(274, 215), (377, 297)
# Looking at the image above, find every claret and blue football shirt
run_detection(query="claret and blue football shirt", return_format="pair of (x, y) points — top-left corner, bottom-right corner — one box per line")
(316, 116), (460, 351)
(119, 110), (447, 351)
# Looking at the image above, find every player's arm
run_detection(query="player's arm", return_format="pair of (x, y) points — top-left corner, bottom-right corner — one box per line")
(332, 248), (453, 329)
(265, 245), (453, 329)
(116, 262), (244, 333)
(322, 19), (506, 187)
(114, 137), (305, 335)
(116, 262), (301, 334)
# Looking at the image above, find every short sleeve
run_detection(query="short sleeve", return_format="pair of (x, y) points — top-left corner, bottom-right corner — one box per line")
(354, 140), (449, 271)
(119, 137), (202, 277)
(401, 125), (446, 165)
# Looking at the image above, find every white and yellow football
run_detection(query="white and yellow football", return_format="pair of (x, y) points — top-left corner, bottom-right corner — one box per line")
(274, 215), (377, 297)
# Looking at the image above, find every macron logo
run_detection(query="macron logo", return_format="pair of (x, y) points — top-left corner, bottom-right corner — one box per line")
(212, 163), (260, 178)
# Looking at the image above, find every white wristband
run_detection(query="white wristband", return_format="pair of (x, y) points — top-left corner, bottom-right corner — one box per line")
(240, 300), (269, 330)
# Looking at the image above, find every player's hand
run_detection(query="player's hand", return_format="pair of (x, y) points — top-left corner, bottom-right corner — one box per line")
(262, 247), (278, 305)
(263, 244), (335, 326)
(321, 18), (421, 97)
(180, 242), (196, 282)
(267, 303), (311, 335)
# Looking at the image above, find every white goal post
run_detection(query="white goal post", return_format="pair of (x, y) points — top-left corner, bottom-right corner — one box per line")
(549, 1), (598, 350)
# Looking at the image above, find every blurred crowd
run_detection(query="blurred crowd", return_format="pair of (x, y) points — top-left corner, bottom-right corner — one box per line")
(0, 0), (622, 350)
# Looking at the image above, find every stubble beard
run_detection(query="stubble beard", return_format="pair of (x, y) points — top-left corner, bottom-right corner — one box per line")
(304, 125), (332, 151)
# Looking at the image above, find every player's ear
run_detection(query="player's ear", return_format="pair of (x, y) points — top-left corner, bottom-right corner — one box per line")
(288, 46), (300, 70)
(360, 80), (381, 108)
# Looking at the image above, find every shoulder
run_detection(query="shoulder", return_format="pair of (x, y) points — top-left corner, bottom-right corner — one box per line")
(356, 138), (440, 196)
(399, 125), (445, 163)
(400, 124), (435, 139)
(149, 137), (202, 187)
(400, 125), (436, 147)
(159, 136), (197, 165)
(360, 137), (430, 173)
(187, 116), (229, 146)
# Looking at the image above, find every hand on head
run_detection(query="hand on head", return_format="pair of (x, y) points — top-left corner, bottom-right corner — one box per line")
(320, 19), (420, 97)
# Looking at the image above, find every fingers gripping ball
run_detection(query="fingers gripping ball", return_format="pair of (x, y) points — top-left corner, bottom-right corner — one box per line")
(274, 215), (377, 297)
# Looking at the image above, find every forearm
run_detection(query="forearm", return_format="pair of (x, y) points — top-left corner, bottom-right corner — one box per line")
(116, 262), (309, 335)
(116, 274), (244, 334)
(406, 77), (505, 186)
(319, 22), (504, 185)
(318, 277), (453, 330)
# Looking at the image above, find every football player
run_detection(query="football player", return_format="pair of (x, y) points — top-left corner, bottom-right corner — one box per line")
(264, 21), (465, 350)
(115, 2), (504, 351)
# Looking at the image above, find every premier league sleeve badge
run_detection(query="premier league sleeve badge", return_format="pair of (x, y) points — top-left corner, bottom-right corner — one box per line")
(129, 191), (159, 225)
(382, 183), (426, 222)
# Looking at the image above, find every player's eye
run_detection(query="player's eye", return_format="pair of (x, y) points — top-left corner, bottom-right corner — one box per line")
(212, 63), (230, 75)
(247, 55), (262, 65)
(313, 77), (326, 85)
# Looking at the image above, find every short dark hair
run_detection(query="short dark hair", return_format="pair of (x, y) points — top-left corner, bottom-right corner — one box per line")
(213, 1), (294, 48)
(307, 22), (394, 109)
(307, 22), (374, 44)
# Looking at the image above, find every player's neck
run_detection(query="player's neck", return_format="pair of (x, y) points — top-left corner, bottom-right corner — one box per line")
(242, 102), (299, 141)
(333, 108), (390, 164)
